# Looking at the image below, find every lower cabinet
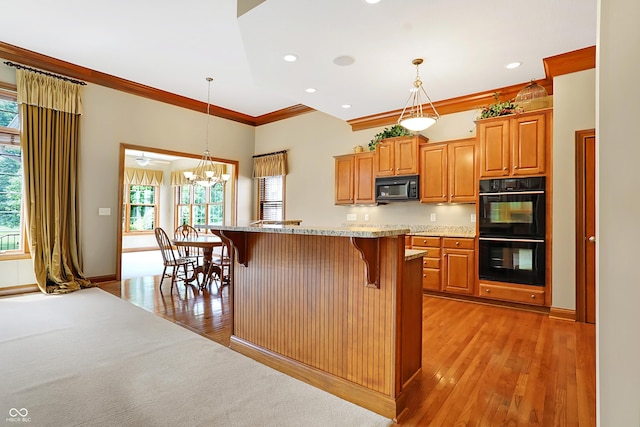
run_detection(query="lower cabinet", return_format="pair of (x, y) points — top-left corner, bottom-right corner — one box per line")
(442, 238), (475, 295)
(412, 236), (441, 291)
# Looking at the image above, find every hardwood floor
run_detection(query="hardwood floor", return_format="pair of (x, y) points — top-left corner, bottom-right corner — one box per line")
(99, 276), (595, 426)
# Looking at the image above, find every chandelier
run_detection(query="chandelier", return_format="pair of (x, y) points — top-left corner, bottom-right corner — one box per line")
(183, 77), (230, 187)
(398, 58), (440, 132)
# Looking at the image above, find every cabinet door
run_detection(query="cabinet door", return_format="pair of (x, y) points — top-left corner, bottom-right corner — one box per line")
(448, 140), (476, 203)
(375, 140), (395, 176)
(422, 268), (441, 291)
(511, 113), (546, 176)
(478, 118), (510, 178)
(334, 155), (354, 205)
(419, 144), (447, 203)
(354, 152), (376, 204)
(395, 137), (419, 175)
(442, 248), (475, 294)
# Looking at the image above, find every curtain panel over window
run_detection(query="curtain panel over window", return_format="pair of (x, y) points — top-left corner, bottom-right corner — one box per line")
(252, 151), (287, 178)
(124, 167), (164, 186)
(17, 68), (92, 294)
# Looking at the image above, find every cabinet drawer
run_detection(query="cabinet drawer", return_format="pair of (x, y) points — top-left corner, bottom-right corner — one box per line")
(422, 268), (441, 291)
(412, 236), (440, 247)
(442, 237), (475, 250)
(423, 258), (440, 269)
(479, 283), (545, 306)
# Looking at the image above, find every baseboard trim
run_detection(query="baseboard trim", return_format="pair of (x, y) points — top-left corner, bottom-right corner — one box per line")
(89, 274), (117, 283)
(230, 336), (402, 420)
(424, 291), (550, 315)
(549, 307), (576, 321)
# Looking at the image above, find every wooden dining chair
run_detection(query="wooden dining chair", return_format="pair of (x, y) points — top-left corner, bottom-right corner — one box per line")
(173, 224), (203, 266)
(208, 241), (232, 291)
(154, 227), (199, 294)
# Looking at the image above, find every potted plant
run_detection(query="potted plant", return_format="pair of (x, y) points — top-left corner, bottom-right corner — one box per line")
(478, 93), (520, 119)
(368, 124), (412, 151)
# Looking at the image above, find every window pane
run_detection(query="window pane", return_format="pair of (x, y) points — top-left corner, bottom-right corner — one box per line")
(0, 99), (19, 128)
(177, 206), (190, 226)
(130, 185), (155, 204)
(129, 205), (155, 231)
(192, 205), (206, 225)
(259, 176), (283, 221)
(194, 185), (206, 204)
(208, 205), (223, 225)
(180, 185), (191, 204)
(0, 145), (22, 251)
(210, 185), (224, 203)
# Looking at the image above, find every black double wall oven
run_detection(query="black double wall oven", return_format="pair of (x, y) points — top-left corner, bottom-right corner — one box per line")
(478, 177), (546, 286)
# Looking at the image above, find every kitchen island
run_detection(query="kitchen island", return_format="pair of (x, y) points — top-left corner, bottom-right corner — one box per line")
(200, 223), (424, 419)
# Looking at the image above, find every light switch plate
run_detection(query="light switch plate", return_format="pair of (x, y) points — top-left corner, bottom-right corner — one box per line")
(470, 213), (476, 223)
(99, 208), (111, 216)
(430, 213), (436, 222)
(364, 214), (369, 222)
(346, 213), (357, 221)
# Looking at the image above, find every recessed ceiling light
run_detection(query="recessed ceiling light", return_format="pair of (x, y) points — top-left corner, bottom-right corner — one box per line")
(305, 88), (316, 93)
(506, 61), (522, 69)
(364, 0), (381, 4)
(283, 54), (298, 62)
(341, 104), (352, 109)
(333, 55), (355, 66)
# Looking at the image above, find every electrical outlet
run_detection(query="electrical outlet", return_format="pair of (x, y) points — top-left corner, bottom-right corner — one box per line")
(470, 213), (476, 223)
(430, 213), (436, 222)
(364, 214), (369, 222)
(346, 213), (357, 221)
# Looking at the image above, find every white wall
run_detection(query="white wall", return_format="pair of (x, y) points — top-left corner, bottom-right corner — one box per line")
(552, 69), (596, 309)
(254, 109), (478, 227)
(597, 0), (640, 425)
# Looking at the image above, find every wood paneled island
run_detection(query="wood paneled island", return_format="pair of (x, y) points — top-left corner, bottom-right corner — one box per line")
(202, 224), (425, 419)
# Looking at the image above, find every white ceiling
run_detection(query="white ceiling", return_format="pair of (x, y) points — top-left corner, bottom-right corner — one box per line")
(1, 0), (596, 122)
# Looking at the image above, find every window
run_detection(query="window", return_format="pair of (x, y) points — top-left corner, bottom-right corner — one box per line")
(258, 176), (284, 221)
(175, 184), (224, 229)
(0, 90), (24, 254)
(122, 184), (159, 232)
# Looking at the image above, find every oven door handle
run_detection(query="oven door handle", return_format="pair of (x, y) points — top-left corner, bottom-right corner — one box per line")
(479, 190), (545, 196)
(479, 237), (545, 243)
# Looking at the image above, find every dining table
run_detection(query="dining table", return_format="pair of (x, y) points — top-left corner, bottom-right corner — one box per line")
(172, 235), (224, 290)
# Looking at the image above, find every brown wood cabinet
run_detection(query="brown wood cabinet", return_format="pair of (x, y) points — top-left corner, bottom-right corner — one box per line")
(477, 109), (550, 178)
(376, 135), (428, 177)
(411, 235), (441, 291)
(442, 238), (475, 295)
(419, 138), (476, 203)
(334, 152), (376, 205)
(478, 281), (546, 306)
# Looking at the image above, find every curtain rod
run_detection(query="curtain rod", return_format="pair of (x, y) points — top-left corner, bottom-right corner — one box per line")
(3, 61), (87, 86)
(252, 149), (288, 159)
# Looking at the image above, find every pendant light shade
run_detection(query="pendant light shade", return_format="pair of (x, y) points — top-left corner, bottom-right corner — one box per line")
(398, 58), (440, 132)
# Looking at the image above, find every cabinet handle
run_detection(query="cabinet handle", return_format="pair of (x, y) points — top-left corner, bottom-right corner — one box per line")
(531, 294), (536, 299)
(503, 167), (507, 171)
(514, 165), (519, 169)
(423, 274), (426, 277)
(455, 241), (460, 246)
(485, 288), (490, 293)
(422, 239), (427, 244)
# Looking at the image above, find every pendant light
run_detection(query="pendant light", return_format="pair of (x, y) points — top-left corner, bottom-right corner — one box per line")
(398, 58), (440, 132)
(183, 77), (230, 187)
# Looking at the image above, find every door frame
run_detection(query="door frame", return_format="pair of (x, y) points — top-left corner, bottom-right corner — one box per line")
(575, 128), (595, 322)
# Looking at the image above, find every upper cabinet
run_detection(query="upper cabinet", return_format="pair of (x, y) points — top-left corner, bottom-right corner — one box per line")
(419, 138), (476, 203)
(376, 135), (428, 177)
(334, 152), (376, 205)
(477, 109), (551, 178)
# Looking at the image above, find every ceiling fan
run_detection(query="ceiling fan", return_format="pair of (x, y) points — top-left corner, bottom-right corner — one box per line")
(135, 153), (171, 167)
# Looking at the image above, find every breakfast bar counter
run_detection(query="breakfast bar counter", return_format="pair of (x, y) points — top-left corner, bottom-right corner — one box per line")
(200, 223), (423, 419)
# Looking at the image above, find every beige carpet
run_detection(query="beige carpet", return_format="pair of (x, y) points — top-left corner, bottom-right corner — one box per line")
(0, 288), (392, 427)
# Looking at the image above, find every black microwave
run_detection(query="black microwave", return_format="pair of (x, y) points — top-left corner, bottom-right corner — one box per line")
(375, 175), (419, 202)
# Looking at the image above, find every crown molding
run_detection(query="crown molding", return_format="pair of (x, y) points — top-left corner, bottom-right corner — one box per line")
(543, 45), (596, 79)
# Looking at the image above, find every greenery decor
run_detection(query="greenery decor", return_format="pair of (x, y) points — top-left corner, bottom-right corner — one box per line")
(368, 124), (412, 151)
(478, 93), (519, 119)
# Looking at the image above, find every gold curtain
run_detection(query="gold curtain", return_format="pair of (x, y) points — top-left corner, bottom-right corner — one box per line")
(253, 152), (287, 178)
(124, 167), (164, 186)
(17, 69), (93, 294)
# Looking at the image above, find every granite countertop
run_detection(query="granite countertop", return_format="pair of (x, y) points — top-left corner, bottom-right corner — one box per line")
(199, 223), (410, 238)
(405, 249), (428, 261)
